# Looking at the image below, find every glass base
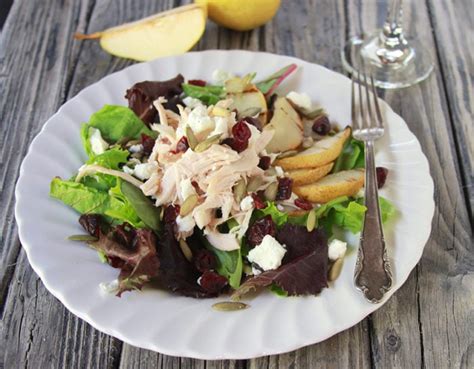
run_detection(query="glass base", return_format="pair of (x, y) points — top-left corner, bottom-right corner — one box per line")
(342, 32), (434, 89)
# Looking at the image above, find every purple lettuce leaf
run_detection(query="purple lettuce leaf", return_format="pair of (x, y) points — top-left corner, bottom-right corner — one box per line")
(232, 225), (328, 300)
(125, 74), (184, 125)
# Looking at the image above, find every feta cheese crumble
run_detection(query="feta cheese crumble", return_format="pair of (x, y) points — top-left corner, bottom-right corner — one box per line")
(89, 127), (109, 155)
(129, 144), (143, 153)
(133, 162), (157, 181)
(182, 96), (203, 109)
(187, 105), (215, 134)
(286, 91), (312, 111)
(328, 239), (347, 260)
(247, 235), (287, 271)
(240, 195), (254, 212)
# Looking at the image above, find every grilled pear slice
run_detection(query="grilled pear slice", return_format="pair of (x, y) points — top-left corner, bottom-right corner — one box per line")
(294, 169), (365, 203)
(276, 127), (351, 170)
(264, 97), (303, 153)
(74, 4), (206, 61)
(287, 162), (334, 185)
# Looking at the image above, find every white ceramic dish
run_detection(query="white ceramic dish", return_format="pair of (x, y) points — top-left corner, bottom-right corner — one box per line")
(15, 50), (434, 359)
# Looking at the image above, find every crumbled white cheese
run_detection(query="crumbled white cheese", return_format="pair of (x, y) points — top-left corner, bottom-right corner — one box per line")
(133, 162), (157, 181)
(182, 96), (203, 109)
(210, 116), (230, 138)
(247, 235), (287, 271)
(328, 239), (347, 260)
(212, 69), (235, 85)
(240, 195), (254, 211)
(275, 166), (285, 177)
(99, 279), (119, 294)
(187, 105), (215, 134)
(89, 127), (109, 155)
(176, 214), (196, 233)
(287, 91), (312, 111)
(129, 144), (143, 153)
(356, 188), (365, 198)
(122, 166), (134, 175)
(180, 178), (197, 200)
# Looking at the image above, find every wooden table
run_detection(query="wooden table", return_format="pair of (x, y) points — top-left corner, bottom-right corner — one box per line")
(1, 1), (472, 368)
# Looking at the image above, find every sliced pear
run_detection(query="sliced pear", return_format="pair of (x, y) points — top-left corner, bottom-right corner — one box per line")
(276, 127), (351, 170)
(228, 90), (268, 124)
(294, 169), (365, 203)
(74, 4), (206, 61)
(263, 97), (303, 153)
(287, 162), (334, 185)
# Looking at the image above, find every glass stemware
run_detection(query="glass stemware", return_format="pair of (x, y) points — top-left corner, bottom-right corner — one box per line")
(342, 0), (433, 89)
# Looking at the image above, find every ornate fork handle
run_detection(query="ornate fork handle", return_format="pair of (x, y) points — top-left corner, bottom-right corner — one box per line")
(354, 140), (393, 303)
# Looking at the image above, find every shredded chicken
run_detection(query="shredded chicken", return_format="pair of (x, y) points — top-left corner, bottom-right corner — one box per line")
(76, 164), (144, 188)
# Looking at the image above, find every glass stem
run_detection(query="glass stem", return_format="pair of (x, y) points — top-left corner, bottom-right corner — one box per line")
(376, 0), (412, 64)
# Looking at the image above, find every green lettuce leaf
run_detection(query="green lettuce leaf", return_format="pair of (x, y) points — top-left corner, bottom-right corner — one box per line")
(199, 230), (243, 289)
(87, 105), (156, 143)
(80, 173), (117, 192)
(50, 177), (144, 228)
(80, 123), (93, 157)
(120, 181), (161, 232)
(256, 202), (288, 227)
(332, 137), (365, 173)
(86, 147), (129, 169)
(182, 84), (224, 105)
(324, 201), (367, 233)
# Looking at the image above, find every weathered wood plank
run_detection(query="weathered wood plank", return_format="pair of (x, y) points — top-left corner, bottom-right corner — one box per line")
(0, 1), (123, 368)
(427, 0), (474, 219)
(347, 1), (474, 368)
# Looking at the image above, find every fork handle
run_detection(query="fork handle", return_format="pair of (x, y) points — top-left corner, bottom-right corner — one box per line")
(354, 140), (393, 303)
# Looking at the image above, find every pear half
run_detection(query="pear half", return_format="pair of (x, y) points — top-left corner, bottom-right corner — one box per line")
(75, 4), (206, 61)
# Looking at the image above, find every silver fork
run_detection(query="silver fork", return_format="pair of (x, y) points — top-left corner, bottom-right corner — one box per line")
(352, 67), (393, 303)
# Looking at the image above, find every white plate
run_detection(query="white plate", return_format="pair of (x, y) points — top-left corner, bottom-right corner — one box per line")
(15, 50), (434, 359)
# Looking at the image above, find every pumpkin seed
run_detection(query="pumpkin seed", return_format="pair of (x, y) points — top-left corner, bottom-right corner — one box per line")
(186, 126), (198, 149)
(180, 194), (199, 216)
(68, 234), (98, 242)
(265, 167), (277, 176)
(328, 257), (344, 281)
(179, 239), (193, 262)
(212, 301), (249, 312)
(125, 139), (141, 147)
(130, 152), (143, 160)
(247, 176), (264, 192)
(194, 134), (222, 153)
(306, 210), (316, 232)
(264, 182), (278, 201)
(233, 178), (247, 203)
(276, 150), (298, 159)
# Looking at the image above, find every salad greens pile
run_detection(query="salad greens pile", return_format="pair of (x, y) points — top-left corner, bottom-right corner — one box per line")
(50, 65), (396, 300)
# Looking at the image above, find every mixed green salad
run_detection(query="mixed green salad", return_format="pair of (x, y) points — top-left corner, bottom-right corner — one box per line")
(50, 65), (395, 300)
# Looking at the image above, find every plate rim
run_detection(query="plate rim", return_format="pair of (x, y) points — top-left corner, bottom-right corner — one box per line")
(14, 49), (435, 359)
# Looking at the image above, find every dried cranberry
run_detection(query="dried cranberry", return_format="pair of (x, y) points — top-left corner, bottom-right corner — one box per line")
(141, 134), (156, 156)
(188, 79), (207, 87)
(194, 249), (217, 272)
(199, 271), (228, 294)
(223, 137), (248, 153)
(258, 156), (271, 170)
(232, 120), (252, 142)
(312, 115), (331, 135)
(294, 198), (313, 210)
(163, 205), (180, 224)
(174, 136), (189, 153)
(243, 116), (262, 131)
(251, 193), (266, 210)
(79, 214), (102, 237)
(376, 167), (389, 189)
(247, 215), (276, 247)
(276, 177), (293, 201)
(108, 256), (126, 269)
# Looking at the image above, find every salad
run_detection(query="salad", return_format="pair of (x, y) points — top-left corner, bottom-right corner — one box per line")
(50, 65), (395, 301)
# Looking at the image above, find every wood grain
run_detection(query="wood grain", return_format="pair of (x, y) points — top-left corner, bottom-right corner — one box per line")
(347, 1), (474, 369)
(0, 0), (472, 368)
(427, 0), (474, 219)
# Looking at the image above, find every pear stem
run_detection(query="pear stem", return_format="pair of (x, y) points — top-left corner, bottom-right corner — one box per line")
(74, 32), (102, 40)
